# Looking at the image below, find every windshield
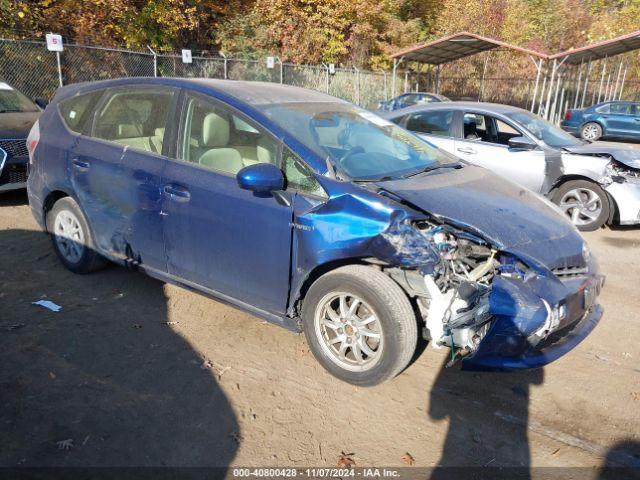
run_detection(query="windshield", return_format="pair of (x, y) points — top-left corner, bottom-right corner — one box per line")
(0, 83), (39, 113)
(505, 110), (582, 148)
(260, 102), (457, 181)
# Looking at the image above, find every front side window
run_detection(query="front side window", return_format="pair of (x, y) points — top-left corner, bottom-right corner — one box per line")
(93, 87), (174, 154)
(505, 110), (582, 148)
(260, 102), (457, 181)
(283, 147), (326, 198)
(179, 93), (277, 175)
(59, 90), (103, 133)
(406, 110), (453, 137)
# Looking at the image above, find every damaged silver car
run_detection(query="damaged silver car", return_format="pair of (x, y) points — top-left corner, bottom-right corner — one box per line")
(384, 102), (640, 231)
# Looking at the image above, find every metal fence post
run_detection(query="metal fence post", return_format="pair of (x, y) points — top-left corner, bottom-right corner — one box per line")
(55, 50), (63, 87)
(147, 46), (158, 77)
(322, 63), (329, 93)
(220, 51), (227, 79)
(383, 71), (388, 101)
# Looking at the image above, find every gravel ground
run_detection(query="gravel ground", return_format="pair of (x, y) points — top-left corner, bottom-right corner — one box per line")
(1, 187), (639, 477)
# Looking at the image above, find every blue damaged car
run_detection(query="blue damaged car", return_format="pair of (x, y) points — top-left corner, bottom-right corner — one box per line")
(26, 78), (604, 385)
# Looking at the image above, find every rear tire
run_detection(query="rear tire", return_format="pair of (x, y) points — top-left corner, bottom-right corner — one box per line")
(46, 197), (108, 274)
(552, 180), (610, 231)
(301, 265), (418, 386)
(580, 122), (602, 141)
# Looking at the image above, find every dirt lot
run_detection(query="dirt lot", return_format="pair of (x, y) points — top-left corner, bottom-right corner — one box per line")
(1, 188), (639, 476)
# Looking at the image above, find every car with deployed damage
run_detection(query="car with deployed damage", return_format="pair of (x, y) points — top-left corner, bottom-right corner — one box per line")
(382, 102), (640, 231)
(561, 101), (640, 142)
(28, 78), (603, 385)
(0, 81), (42, 192)
(377, 92), (450, 112)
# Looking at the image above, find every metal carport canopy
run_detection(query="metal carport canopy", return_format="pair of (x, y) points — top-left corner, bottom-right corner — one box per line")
(551, 30), (640, 64)
(391, 31), (548, 64)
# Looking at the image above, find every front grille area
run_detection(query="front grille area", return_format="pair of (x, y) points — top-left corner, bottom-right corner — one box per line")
(1, 164), (28, 184)
(552, 265), (589, 278)
(0, 139), (29, 158)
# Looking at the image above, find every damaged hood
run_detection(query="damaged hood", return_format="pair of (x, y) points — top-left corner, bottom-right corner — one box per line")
(377, 166), (586, 269)
(562, 143), (640, 169)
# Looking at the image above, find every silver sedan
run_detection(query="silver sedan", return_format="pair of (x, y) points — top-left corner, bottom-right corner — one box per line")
(382, 102), (640, 231)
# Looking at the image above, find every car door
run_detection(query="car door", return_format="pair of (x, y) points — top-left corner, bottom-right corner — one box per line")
(454, 112), (546, 192)
(606, 103), (636, 137)
(70, 85), (176, 270)
(402, 109), (456, 151)
(161, 90), (293, 315)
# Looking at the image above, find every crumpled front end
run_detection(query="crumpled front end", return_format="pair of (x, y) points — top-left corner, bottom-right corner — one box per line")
(373, 217), (604, 371)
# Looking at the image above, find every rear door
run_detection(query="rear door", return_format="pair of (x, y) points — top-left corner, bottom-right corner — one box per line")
(70, 85), (176, 270)
(454, 112), (546, 192)
(402, 109), (456, 151)
(161, 90), (293, 314)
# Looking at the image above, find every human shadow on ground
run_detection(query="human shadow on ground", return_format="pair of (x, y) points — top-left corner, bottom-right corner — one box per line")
(428, 356), (544, 480)
(0, 227), (238, 471)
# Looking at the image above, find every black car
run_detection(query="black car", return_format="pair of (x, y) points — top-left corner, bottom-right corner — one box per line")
(0, 82), (40, 192)
(377, 92), (449, 111)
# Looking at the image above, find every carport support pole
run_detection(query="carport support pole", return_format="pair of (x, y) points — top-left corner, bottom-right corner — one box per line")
(56, 51), (63, 87)
(383, 71), (388, 101)
(436, 64), (441, 95)
(544, 59), (557, 120)
(537, 71), (547, 116)
(550, 58), (567, 124)
(392, 57), (403, 98)
(618, 63), (628, 100)
(597, 57), (607, 103)
(479, 51), (490, 101)
(612, 59), (623, 100)
(529, 57), (542, 112)
(354, 66), (361, 106)
(580, 60), (592, 108)
(322, 63), (329, 93)
(573, 60), (584, 109)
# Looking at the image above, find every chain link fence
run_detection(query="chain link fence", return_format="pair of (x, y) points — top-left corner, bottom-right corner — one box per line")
(1, 38), (638, 112)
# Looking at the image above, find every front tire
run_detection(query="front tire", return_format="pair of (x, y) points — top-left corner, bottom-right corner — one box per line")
(301, 265), (418, 386)
(553, 180), (610, 231)
(581, 122), (602, 141)
(46, 197), (108, 274)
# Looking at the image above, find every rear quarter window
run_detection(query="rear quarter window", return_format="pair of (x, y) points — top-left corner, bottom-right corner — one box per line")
(58, 90), (103, 133)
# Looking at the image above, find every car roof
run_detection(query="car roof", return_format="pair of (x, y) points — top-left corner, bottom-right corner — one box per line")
(380, 101), (526, 119)
(55, 77), (346, 106)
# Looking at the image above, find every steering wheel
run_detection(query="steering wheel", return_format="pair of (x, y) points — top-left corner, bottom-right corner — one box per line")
(337, 146), (365, 166)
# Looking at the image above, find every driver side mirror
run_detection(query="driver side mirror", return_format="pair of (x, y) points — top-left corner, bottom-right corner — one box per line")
(236, 163), (284, 193)
(34, 98), (48, 109)
(508, 136), (538, 151)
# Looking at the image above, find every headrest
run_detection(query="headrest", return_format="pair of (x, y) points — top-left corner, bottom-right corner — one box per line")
(202, 112), (230, 147)
(257, 137), (275, 164)
(118, 124), (140, 138)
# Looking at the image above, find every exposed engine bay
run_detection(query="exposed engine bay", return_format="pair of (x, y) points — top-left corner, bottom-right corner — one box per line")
(382, 220), (504, 364)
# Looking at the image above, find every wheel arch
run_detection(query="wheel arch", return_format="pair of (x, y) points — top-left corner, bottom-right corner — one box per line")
(43, 189), (72, 231)
(289, 257), (371, 316)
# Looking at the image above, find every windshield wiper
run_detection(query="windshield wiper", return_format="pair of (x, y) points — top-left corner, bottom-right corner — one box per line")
(401, 161), (462, 178)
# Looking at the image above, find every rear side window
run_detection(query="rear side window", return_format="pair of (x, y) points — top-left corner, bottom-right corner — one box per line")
(406, 110), (453, 137)
(93, 88), (174, 154)
(59, 90), (103, 133)
(610, 103), (633, 115)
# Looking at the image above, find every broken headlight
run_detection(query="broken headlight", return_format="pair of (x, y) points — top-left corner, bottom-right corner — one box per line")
(605, 161), (640, 184)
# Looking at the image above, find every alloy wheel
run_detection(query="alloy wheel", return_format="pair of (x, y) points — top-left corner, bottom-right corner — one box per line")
(53, 210), (85, 264)
(559, 188), (603, 227)
(314, 292), (384, 372)
(582, 124), (600, 141)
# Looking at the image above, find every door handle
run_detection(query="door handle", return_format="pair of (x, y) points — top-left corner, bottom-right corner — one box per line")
(163, 184), (191, 202)
(72, 158), (90, 171)
(457, 147), (477, 155)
